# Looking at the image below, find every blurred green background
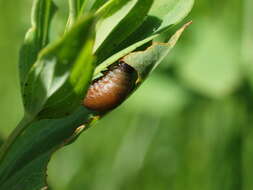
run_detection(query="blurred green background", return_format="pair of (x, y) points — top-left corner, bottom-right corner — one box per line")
(1, 0), (253, 190)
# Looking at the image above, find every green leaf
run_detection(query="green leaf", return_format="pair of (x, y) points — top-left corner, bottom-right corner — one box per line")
(150, 0), (194, 33)
(115, 0), (194, 54)
(19, 0), (57, 90)
(94, 22), (191, 80)
(123, 22), (192, 81)
(94, 0), (154, 63)
(93, 0), (194, 78)
(38, 40), (95, 119)
(22, 15), (95, 119)
(0, 107), (94, 190)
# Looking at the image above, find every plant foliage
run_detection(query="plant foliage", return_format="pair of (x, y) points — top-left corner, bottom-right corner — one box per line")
(0, 0), (194, 189)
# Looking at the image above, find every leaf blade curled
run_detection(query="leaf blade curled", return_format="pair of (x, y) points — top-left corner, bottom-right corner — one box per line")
(22, 15), (96, 119)
(19, 0), (57, 91)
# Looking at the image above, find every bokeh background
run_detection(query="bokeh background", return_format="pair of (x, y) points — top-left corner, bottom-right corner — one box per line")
(1, 0), (253, 190)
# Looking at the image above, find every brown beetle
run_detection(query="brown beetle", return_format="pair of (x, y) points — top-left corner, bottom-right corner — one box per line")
(83, 62), (138, 112)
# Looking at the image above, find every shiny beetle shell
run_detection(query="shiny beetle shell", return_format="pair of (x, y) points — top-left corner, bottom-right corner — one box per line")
(83, 62), (138, 112)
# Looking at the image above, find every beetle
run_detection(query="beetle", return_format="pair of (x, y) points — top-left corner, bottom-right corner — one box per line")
(83, 62), (138, 112)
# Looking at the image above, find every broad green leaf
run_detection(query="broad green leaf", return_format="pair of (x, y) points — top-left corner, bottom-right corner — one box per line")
(115, 0), (194, 55)
(93, 0), (194, 78)
(150, 0), (194, 33)
(38, 39), (95, 119)
(94, 22), (191, 80)
(19, 0), (57, 90)
(123, 22), (192, 81)
(22, 15), (95, 118)
(0, 107), (94, 190)
(94, 0), (154, 63)
(93, 35), (155, 78)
